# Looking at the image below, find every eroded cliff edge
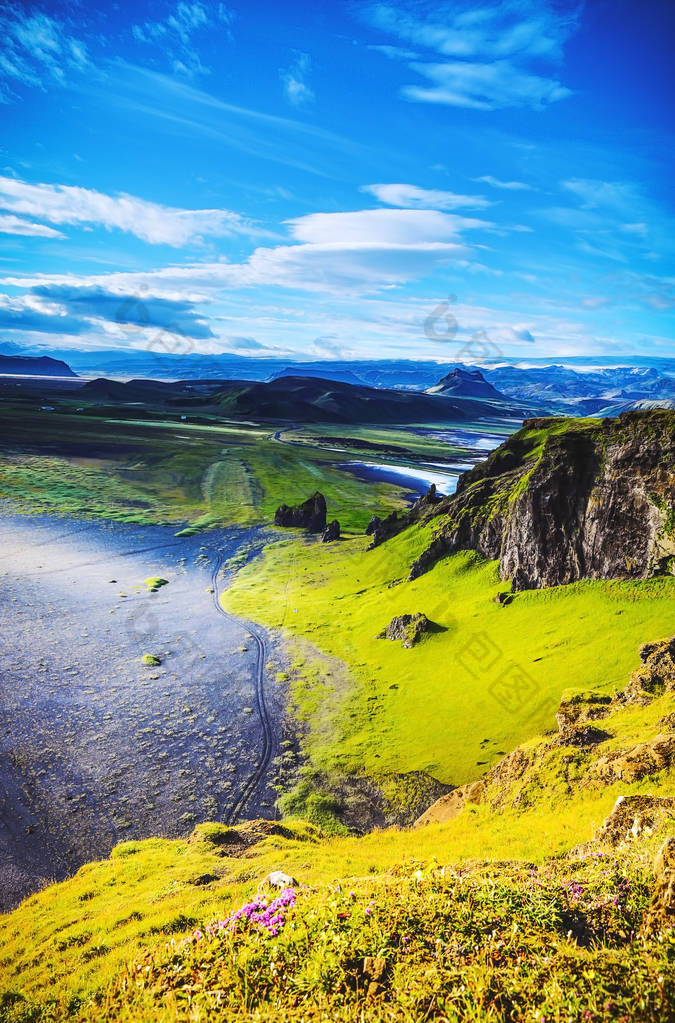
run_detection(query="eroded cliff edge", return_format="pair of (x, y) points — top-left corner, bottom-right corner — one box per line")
(372, 410), (675, 591)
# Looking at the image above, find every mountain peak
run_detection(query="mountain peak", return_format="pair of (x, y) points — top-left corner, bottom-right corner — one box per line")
(428, 366), (506, 400)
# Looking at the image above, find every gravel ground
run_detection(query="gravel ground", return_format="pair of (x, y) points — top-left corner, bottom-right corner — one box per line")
(0, 510), (286, 910)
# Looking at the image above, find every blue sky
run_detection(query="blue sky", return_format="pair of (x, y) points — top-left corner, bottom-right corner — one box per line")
(0, 0), (673, 363)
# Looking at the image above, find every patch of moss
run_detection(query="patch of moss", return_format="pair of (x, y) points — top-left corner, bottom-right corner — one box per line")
(144, 577), (169, 593)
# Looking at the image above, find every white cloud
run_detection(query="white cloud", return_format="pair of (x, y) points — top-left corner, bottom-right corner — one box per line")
(1, 205), (489, 297)
(280, 51), (314, 107)
(362, 2), (577, 61)
(0, 214), (64, 238)
(361, 1), (579, 110)
(403, 60), (571, 111)
(0, 6), (90, 100)
(621, 222), (648, 238)
(286, 207), (489, 245)
(562, 178), (638, 211)
(132, 2), (234, 77)
(476, 176), (533, 191)
(0, 175), (258, 247)
(362, 182), (491, 210)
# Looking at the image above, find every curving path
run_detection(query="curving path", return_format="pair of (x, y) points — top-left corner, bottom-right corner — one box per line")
(210, 549), (275, 824)
(0, 512), (282, 910)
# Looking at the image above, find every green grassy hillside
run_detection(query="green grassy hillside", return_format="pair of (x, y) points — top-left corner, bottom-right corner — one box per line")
(1, 651), (672, 1022)
(223, 531), (675, 809)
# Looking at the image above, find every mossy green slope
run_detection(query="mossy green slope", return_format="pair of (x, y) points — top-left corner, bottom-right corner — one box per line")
(223, 531), (675, 789)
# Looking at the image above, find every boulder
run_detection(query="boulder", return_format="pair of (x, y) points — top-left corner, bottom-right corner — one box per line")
(258, 870), (299, 891)
(376, 612), (436, 648)
(274, 491), (327, 532)
(321, 519), (341, 543)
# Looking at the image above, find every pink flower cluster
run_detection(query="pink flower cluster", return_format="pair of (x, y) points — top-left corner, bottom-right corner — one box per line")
(194, 887), (297, 942)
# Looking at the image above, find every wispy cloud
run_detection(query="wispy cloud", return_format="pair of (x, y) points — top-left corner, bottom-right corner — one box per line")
(552, 177), (674, 264)
(0, 175), (258, 247)
(0, 213), (64, 239)
(562, 178), (639, 212)
(93, 62), (371, 178)
(280, 51), (314, 107)
(0, 5), (90, 100)
(403, 58), (571, 110)
(360, 1), (579, 110)
(476, 175), (533, 191)
(131, 2), (234, 76)
(362, 182), (491, 209)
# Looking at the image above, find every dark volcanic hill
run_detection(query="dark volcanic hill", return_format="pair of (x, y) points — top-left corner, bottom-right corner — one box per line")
(370, 410), (675, 591)
(213, 375), (527, 423)
(72, 373), (529, 422)
(0, 354), (77, 377)
(428, 367), (507, 400)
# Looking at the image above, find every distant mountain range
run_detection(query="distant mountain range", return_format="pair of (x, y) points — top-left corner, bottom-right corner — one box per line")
(481, 363), (675, 414)
(2, 342), (674, 419)
(0, 353), (77, 377)
(74, 374), (529, 423)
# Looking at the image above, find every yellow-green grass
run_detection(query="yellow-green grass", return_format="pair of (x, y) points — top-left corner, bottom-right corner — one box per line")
(2, 656), (671, 1015)
(5, 769), (675, 1018)
(223, 530), (675, 786)
(0, 766), (671, 1018)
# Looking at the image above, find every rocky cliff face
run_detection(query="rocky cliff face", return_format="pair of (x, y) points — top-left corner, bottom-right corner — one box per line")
(400, 410), (674, 591)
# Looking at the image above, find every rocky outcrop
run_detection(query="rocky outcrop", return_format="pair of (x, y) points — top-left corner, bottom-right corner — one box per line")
(365, 515), (381, 536)
(274, 492), (327, 532)
(398, 411), (674, 591)
(376, 612), (436, 648)
(641, 837), (675, 934)
(367, 510), (401, 548)
(619, 636), (675, 703)
(415, 780), (484, 827)
(321, 520), (341, 543)
(589, 735), (674, 784)
(590, 795), (675, 847)
(417, 637), (675, 825)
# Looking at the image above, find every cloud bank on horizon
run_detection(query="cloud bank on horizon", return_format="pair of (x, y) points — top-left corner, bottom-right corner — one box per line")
(0, 0), (673, 363)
